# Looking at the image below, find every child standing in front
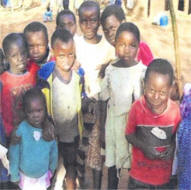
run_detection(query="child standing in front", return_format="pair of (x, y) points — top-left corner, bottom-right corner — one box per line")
(99, 22), (146, 189)
(0, 33), (37, 141)
(38, 29), (83, 190)
(9, 88), (58, 190)
(126, 59), (181, 189)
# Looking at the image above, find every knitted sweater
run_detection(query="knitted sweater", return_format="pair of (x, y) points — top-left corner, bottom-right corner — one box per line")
(9, 120), (58, 182)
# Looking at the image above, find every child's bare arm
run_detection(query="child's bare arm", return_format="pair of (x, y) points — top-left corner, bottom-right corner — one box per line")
(126, 134), (161, 160)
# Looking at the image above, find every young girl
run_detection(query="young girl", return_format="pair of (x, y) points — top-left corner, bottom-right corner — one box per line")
(177, 83), (191, 190)
(99, 22), (146, 189)
(9, 88), (58, 190)
(1, 33), (37, 141)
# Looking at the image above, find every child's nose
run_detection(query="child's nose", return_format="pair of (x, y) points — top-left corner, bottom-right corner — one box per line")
(124, 45), (130, 53)
(153, 92), (160, 100)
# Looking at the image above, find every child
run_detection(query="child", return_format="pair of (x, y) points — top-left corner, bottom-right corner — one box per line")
(0, 33), (37, 140)
(24, 22), (53, 67)
(56, 9), (77, 38)
(56, 9), (81, 72)
(75, 1), (115, 189)
(9, 88), (58, 190)
(101, 4), (153, 66)
(43, 6), (53, 22)
(38, 29), (83, 190)
(98, 22), (146, 189)
(126, 59), (181, 189)
(177, 83), (191, 190)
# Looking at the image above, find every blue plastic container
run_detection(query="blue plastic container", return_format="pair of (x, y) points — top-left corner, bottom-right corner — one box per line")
(160, 15), (168, 26)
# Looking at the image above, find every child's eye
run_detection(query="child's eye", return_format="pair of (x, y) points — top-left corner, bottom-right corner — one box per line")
(130, 43), (137, 48)
(160, 91), (167, 96)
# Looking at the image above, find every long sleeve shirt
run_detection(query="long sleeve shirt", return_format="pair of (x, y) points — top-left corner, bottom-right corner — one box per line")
(9, 120), (58, 182)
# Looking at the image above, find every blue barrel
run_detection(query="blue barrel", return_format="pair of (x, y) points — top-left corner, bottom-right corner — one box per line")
(160, 15), (168, 26)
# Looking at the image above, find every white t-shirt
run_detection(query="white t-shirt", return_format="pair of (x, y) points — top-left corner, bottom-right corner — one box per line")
(75, 35), (115, 98)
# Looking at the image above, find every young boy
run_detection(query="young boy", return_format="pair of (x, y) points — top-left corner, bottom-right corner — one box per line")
(126, 59), (181, 189)
(101, 4), (153, 66)
(38, 29), (83, 190)
(24, 22), (53, 67)
(75, 1), (115, 188)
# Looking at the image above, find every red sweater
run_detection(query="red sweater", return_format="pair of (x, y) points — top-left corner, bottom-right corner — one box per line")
(0, 63), (37, 137)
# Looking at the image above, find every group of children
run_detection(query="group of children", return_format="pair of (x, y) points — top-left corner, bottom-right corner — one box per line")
(0, 1), (189, 190)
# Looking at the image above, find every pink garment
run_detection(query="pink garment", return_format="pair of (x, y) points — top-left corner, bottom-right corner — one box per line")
(137, 42), (153, 66)
(19, 171), (52, 190)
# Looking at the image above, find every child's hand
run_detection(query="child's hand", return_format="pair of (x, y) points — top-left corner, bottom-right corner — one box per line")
(159, 145), (174, 160)
(142, 146), (161, 160)
(1, 154), (9, 174)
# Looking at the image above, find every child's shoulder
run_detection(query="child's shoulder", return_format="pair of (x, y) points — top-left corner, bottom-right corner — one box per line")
(38, 61), (55, 80)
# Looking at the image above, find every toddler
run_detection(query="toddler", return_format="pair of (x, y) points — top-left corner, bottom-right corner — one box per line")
(9, 88), (58, 190)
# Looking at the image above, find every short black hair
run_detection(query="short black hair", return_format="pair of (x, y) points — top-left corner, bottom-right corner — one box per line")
(115, 22), (140, 43)
(144, 58), (174, 86)
(2, 33), (27, 57)
(78, 0), (100, 19)
(24, 21), (48, 44)
(101, 4), (125, 26)
(23, 87), (56, 141)
(51, 29), (73, 48)
(56, 9), (76, 26)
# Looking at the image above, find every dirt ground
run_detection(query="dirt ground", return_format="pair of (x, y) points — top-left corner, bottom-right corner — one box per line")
(0, 1), (190, 189)
(0, 1), (191, 84)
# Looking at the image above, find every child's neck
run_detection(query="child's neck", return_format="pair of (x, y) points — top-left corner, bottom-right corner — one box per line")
(9, 68), (27, 75)
(114, 59), (138, 68)
(55, 67), (72, 83)
(84, 34), (101, 44)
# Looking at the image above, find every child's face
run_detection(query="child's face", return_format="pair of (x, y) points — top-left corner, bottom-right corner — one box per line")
(57, 14), (76, 36)
(52, 39), (75, 73)
(25, 31), (48, 63)
(102, 15), (121, 46)
(26, 97), (45, 128)
(79, 7), (99, 42)
(6, 42), (27, 74)
(144, 72), (171, 115)
(115, 31), (139, 65)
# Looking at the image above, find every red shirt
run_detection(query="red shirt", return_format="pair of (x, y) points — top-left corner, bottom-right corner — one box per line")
(0, 63), (37, 137)
(126, 96), (181, 185)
